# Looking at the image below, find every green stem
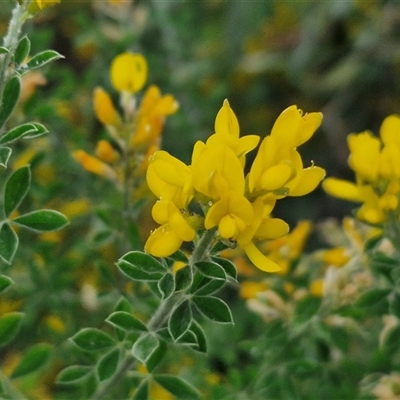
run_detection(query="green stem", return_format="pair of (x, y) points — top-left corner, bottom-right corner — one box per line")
(91, 229), (217, 400)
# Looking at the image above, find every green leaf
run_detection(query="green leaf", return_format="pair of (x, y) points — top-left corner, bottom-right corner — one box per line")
(0, 312), (23, 348)
(158, 273), (175, 299)
(119, 251), (166, 273)
(0, 275), (13, 294)
(114, 296), (132, 313)
(131, 379), (149, 400)
(0, 147), (11, 167)
(71, 328), (115, 351)
(192, 278), (225, 296)
(14, 36), (31, 66)
(106, 311), (147, 332)
(355, 288), (391, 307)
(96, 347), (120, 382)
(211, 256), (237, 280)
(0, 123), (38, 145)
(384, 324), (400, 354)
(12, 209), (69, 232)
(146, 339), (167, 373)
(0, 76), (21, 129)
(24, 50), (64, 70)
(168, 250), (189, 263)
(192, 296), (233, 324)
(3, 165), (31, 217)
(153, 375), (201, 400)
(0, 47), (9, 54)
(56, 365), (92, 385)
(23, 122), (49, 139)
(364, 234), (383, 252)
(0, 223), (19, 264)
(390, 292), (400, 318)
(189, 320), (207, 353)
(168, 300), (192, 341)
(293, 295), (321, 324)
(117, 260), (163, 282)
(132, 333), (159, 364)
(174, 265), (192, 292)
(11, 343), (52, 379)
(194, 261), (226, 280)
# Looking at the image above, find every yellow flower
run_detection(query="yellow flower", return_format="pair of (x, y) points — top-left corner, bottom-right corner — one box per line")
(29, 0), (59, 13)
(73, 150), (117, 181)
(95, 140), (120, 163)
(93, 87), (122, 127)
(131, 85), (179, 148)
(110, 52), (147, 93)
(240, 281), (269, 299)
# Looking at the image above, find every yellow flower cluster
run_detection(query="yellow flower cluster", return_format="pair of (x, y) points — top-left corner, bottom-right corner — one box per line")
(73, 52), (178, 193)
(145, 101), (325, 272)
(323, 115), (400, 225)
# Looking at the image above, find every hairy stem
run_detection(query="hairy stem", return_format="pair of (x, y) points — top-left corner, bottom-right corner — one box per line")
(92, 228), (216, 400)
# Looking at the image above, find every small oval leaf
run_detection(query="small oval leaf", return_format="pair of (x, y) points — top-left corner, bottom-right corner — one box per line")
(24, 50), (64, 70)
(117, 260), (163, 282)
(119, 251), (166, 273)
(0, 146), (11, 167)
(131, 334), (159, 364)
(11, 343), (52, 379)
(158, 273), (175, 299)
(0, 275), (13, 294)
(168, 300), (192, 341)
(211, 256), (237, 280)
(355, 288), (391, 308)
(12, 209), (69, 232)
(132, 379), (149, 400)
(3, 166), (31, 217)
(153, 374), (201, 400)
(23, 122), (49, 139)
(0, 312), (23, 348)
(14, 36), (31, 66)
(0, 223), (19, 264)
(174, 265), (192, 292)
(0, 76), (21, 129)
(96, 347), (120, 382)
(192, 296), (233, 324)
(195, 261), (226, 280)
(56, 365), (92, 385)
(0, 123), (38, 145)
(71, 328), (115, 351)
(189, 320), (207, 353)
(106, 311), (147, 332)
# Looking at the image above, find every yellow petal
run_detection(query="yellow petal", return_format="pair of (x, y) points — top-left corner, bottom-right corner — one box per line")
(95, 140), (119, 163)
(270, 105), (302, 148)
(151, 200), (169, 225)
(93, 87), (121, 126)
(110, 53), (147, 93)
(214, 99), (240, 137)
(259, 162), (295, 191)
(219, 215), (237, 239)
(73, 150), (117, 181)
(297, 112), (323, 146)
(380, 114), (400, 145)
(243, 242), (281, 272)
(255, 218), (289, 240)
(322, 178), (362, 202)
(145, 225), (182, 257)
(168, 203), (196, 241)
(288, 166), (325, 196)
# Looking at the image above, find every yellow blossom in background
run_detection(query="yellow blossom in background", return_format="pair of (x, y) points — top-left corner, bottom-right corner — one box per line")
(95, 140), (120, 163)
(73, 150), (117, 182)
(240, 281), (269, 299)
(93, 87), (122, 127)
(110, 52), (147, 93)
(323, 114), (400, 225)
